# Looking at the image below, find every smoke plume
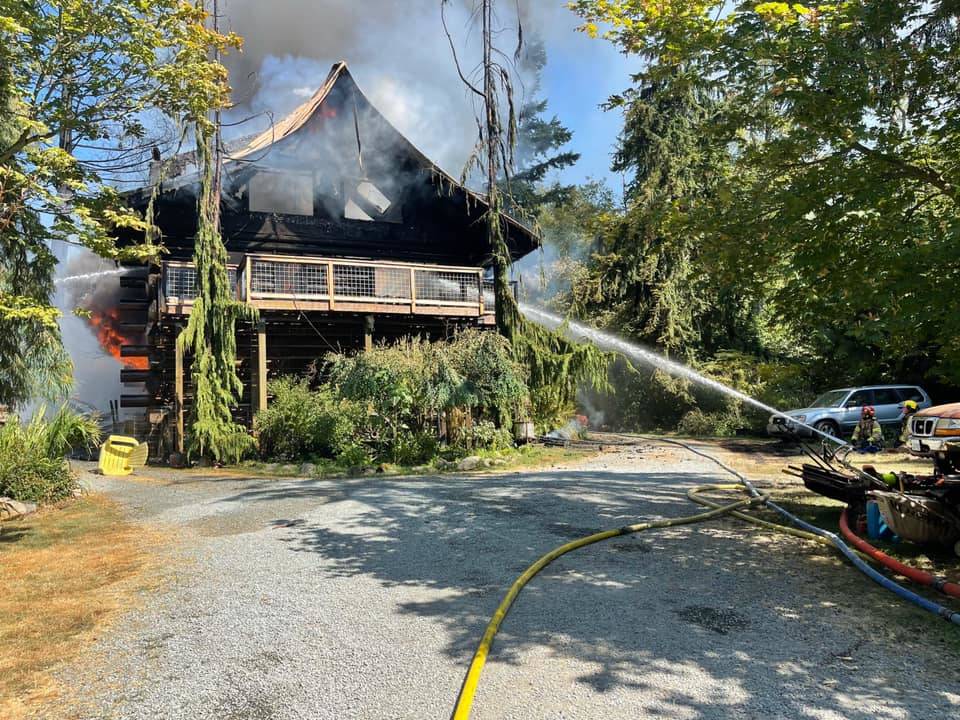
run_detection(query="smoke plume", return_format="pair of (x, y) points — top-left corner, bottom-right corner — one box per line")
(221, 0), (569, 176)
(55, 247), (145, 416)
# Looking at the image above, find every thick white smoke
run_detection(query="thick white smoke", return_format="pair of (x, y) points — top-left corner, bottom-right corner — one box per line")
(221, 0), (573, 176)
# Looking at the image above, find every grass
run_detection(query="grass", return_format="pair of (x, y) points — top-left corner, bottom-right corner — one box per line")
(0, 495), (160, 719)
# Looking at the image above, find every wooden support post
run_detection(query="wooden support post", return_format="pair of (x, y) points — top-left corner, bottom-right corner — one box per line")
(409, 267), (417, 314)
(327, 261), (336, 310)
(477, 272), (484, 316)
(363, 314), (375, 352)
(174, 328), (185, 455)
(255, 320), (268, 414)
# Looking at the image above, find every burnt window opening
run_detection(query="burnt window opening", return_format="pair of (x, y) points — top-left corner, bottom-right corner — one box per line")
(248, 169), (314, 216)
(343, 179), (402, 224)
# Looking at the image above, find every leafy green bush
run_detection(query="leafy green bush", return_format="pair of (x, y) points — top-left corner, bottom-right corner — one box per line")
(455, 420), (514, 452)
(0, 405), (102, 504)
(254, 378), (360, 461)
(392, 432), (440, 466)
(254, 330), (531, 465)
(677, 408), (744, 437)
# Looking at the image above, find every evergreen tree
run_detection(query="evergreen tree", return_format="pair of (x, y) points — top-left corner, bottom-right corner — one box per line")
(505, 39), (580, 212)
(442, 0), (610, 426)
(572, 77), (760, 359)
(176, 3), (256, 462)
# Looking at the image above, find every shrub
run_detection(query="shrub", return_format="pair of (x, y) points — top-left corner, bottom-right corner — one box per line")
(0, 405), (102, 504)
(445, 329), (528, 423)
(455, 420), (514, 452)
(392, 432), (440, 466)
(677, 408), (744, 437)
(254, 378), (359, 461)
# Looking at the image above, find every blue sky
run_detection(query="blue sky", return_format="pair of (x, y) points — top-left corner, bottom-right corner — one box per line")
(536, 16), (638, 195)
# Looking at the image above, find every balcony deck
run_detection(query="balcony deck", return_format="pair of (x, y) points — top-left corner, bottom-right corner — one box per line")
(160, 254), (497, 323)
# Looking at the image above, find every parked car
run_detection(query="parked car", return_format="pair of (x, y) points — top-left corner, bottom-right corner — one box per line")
(767, 385), (932, 439)
(908, 402), (960, 474)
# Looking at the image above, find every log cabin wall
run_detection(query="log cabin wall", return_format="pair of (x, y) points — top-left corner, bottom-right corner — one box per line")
(116, 62), (534, 460)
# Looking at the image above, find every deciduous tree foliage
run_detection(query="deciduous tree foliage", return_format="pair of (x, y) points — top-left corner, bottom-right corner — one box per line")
(0, 0), (239, 407)
(571, 1), (960, 390)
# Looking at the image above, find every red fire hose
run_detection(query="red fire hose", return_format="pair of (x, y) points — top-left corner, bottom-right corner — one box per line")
(839, 508), (960, 599)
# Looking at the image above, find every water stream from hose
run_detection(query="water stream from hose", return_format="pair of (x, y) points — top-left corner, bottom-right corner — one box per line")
(54, 268), (129, 285)
(519, 303), (847, 447)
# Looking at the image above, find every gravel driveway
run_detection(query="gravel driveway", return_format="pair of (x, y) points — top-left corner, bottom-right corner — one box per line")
(60, 443), (958, 719)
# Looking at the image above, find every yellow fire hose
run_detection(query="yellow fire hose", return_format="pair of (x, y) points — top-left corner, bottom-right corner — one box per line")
(450, 492), (765, 720)
(449, 437), (889, 719)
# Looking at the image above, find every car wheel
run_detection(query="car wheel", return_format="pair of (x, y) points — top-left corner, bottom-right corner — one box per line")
(814, 420), (840, 438)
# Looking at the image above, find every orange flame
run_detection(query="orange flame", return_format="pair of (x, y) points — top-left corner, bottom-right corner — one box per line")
(87, 308), (149, 370)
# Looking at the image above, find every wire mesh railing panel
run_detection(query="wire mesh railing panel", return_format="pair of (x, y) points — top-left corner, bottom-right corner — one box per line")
(251, 260), (328, 297)
(332, 263), (377, 298)
(416, 270), (480, 304)
(165, 265), (198, 301)
(374, 266), (411, 300)
(164, 265), (238, 302)
(482, 279), (496, 312)
(481, 279), (519, 312)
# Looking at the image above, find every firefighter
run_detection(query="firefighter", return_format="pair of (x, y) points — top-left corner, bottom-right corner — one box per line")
(896, 400), (919, 448)
(850, 405), (883, 452)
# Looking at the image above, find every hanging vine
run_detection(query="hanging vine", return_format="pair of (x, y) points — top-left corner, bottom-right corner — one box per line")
(178, 121), (257, 462)
(442, 0), (610, 426)
(176, 2), (256, 462)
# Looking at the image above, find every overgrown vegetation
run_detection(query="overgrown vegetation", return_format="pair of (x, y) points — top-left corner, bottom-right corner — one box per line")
(254, 330), (528, 464)
(0, 406), (101, 504)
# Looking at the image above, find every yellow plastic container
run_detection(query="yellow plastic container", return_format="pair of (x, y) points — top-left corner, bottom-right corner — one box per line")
(98, 435), (149, 476)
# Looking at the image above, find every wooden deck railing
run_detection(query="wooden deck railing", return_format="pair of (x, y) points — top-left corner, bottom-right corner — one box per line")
(161, 255), (489, 319)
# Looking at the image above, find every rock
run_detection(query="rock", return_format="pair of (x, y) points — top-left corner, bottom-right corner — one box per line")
(457, 456), (482, 471)
(434, 459), (452, 471)
(299, 463), (316, 477)
(0, 497), (38, 521)
(362, 467), (377, 476)
(481, 458), (496, 468)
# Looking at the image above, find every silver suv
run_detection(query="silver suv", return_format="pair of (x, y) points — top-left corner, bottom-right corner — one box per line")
(767, 385), (932, 439)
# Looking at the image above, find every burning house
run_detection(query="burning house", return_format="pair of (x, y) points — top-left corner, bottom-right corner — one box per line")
(113, 62), (539, 456)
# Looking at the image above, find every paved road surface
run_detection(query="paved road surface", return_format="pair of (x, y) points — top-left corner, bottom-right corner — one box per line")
(61, 444), (958, 719)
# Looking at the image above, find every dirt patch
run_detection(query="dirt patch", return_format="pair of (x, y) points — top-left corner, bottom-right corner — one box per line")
(0, 494), (166, 719)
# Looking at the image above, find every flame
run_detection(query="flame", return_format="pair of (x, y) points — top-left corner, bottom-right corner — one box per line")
(87, 308), (149, 370)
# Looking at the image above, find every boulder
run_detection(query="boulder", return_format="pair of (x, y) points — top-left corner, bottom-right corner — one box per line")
(0, 497), (38, 521)
(457, 456), (482, 471)
(299, 463), (317, 477)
